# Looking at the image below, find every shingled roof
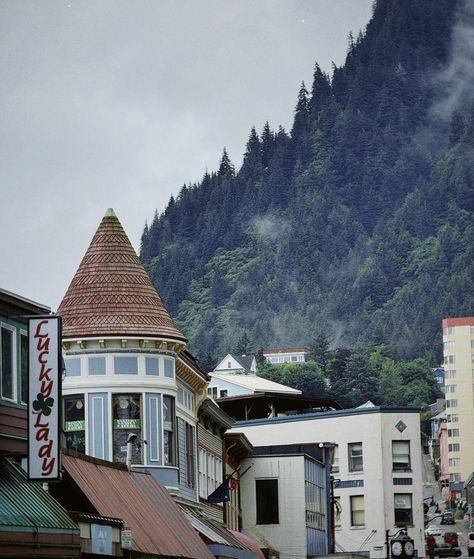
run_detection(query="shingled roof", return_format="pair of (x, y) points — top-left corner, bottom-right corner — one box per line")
(58, 209), (185, 342)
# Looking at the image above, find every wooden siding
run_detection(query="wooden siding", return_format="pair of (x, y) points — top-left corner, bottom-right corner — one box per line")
(197, 424), (223, 456)
(0, 404), (27, 453)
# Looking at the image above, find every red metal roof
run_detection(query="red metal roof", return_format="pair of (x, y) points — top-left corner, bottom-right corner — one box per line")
(442, 316), (474, 327)
(62, 453), (213, 559)
(229, 530), (266, 559)
(58, 209), (186, 342)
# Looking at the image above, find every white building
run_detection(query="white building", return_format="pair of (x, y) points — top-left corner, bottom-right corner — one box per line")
(58, 209), (206, 500)
(261, 347), (309, 365)
(238, 442), (331, 559)
(209, 354), (300, 400)
(231, 404), (425, 558)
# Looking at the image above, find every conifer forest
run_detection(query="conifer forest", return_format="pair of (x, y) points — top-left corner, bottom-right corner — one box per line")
(140, 0), (474, 408)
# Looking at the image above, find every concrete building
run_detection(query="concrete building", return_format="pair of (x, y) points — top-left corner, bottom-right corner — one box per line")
(442, 317), (474, 488)
(230, 405), (425, 558)
(238, 442), (332, 559)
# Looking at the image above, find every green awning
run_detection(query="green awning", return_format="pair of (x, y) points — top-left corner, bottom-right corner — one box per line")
(0, 457), (79, 535)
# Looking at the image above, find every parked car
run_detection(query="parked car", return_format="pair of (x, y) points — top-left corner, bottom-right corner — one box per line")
(443, 532), (458, 547)
(466, 532), (474, 557)
(440, 512), (455, 525)
(426, 525), (442, 536)
(433, 543), (462, 557)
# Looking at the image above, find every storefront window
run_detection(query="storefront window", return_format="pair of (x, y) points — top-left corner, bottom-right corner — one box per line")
(112, 394), (141, 464)
(163, 395), (176, 466)
(64, 394), (86, 453)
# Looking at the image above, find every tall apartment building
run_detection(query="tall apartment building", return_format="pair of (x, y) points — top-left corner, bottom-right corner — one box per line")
(442, 317), (474, 487)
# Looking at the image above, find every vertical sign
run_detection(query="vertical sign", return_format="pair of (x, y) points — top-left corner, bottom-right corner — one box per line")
(28, 316), (61, 480)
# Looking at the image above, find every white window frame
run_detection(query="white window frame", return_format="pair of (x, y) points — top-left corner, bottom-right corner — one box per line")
(1, 323), (17, 402)
(350, 495), (365, 527)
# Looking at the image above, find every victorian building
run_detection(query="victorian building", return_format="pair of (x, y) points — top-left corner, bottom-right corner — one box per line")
(58, 209), (207, 493)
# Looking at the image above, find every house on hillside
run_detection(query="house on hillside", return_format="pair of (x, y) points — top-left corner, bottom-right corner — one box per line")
(209, 353), (300, 400)
(261, 347), (309, 365)
(214, 354), (257, 375)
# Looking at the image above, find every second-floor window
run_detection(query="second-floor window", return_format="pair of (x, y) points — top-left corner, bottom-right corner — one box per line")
(256, 479), (279, 524)
(392, 441), (410, 471)
(348, 442), (363, 472)
(64, 394), (86, 453)
(350, 495), (365, 526)
(1, 325), (15, 401)
(163, 395), (176, 466)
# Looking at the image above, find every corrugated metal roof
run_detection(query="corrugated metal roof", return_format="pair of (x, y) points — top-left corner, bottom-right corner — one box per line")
(210, 372), (301, 394)
(181, 508), (248, 550)
(0, 458), (79, 533)
(62, 453), (214, 559)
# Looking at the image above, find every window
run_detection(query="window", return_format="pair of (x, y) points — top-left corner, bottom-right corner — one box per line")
(443, 326), (455, 335)
(164, 358), (174, 378)
(198, 449), (223, 499)
(65, 357), (81, 377)
(444, 341), (455, 350)
(89, 357), (106, 375)
(448, 429), (460, 437)
(145, 357), (159, 376)
(348, 442), (363, 472)
(334, 497), (341, 527)
(447, 414), (459, 422)
(331, 445), (340, 474)
(1, 325), (15, 400)
(445, 384), (457, 393)
(449, 443), (460, 452)
(112, 394), (141, 464)
(392, 441), (410, 471)
(350, 495), (365, 526)
(227, 361), (232, 368)
(256, 479), (279, 524)
(114, 356), (138, 374)
(444, 355), (456, 364)
(219, 389), (228, 398)
(20, 332), (28, 403)
(447, 399), (458, 408)
(163, 395), (176, 466)
(450, 473), (461, 482)
(445, 370), (456, 379)
(208, 386), (218, 398)
(305, 478), (325, 530)
(449, 458), (461, 467)
(394, 494), (413, 526)
(64, 394), (86, 453)
(291, 355), (298, 362)
(184, 423), (195, 488)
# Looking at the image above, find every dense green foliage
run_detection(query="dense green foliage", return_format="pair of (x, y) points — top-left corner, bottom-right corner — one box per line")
(257, 337), (440, 409)
(141, 0), (474, 388)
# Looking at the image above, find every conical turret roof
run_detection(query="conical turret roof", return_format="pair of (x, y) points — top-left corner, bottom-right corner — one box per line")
(58, 209), (186, 342)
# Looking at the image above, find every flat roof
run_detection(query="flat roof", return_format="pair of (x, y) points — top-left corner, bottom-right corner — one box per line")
(234, 405), (420, 427)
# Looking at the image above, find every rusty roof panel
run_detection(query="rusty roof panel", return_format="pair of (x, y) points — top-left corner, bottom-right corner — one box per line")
(62, 453), (214, 559)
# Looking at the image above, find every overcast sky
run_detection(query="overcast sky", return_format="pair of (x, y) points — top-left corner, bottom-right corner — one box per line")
(0, 0), (373, 311)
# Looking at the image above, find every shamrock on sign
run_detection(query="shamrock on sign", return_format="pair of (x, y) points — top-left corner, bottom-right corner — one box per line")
(32, 393), (55, 416)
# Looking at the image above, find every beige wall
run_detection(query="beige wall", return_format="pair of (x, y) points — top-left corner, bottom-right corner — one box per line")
(443, 320), (474, 483)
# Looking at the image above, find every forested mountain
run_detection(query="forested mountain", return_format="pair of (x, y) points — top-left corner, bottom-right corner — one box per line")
(141, 0), (474, 375)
